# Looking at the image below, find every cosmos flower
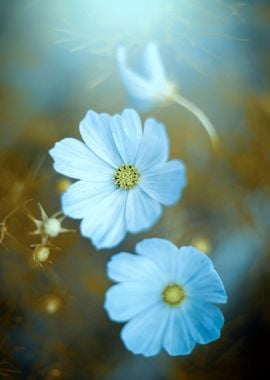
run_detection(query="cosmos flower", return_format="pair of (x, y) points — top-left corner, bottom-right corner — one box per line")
(49, 109), (186, 249)
(104, 238), (227, 356)
(117, 42), (176, 111)
(117, 43), (219, 151)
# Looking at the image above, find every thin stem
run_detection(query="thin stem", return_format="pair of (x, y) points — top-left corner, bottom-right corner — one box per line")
(172, 93), (220, 153)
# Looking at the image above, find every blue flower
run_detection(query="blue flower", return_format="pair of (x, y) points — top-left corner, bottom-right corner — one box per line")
(117, 43), (219, 151)
(104, 238), (227, 356)
(117, 42), (176, 112)
(49, 110), (186, 249)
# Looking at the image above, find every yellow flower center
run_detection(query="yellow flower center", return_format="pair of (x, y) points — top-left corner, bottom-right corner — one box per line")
(114, 164), (140, 190)
(162, 283), (186, 306)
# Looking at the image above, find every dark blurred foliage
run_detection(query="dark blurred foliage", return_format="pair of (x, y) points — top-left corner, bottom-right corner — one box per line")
(0, 0), (270, 379)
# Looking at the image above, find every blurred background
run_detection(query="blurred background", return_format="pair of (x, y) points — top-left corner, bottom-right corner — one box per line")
(0, 0), (270, 378)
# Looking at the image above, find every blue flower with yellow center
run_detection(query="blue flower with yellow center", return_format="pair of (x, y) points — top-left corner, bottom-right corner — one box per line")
(104, 238), (227, 356)
(49, 110), (186, 249)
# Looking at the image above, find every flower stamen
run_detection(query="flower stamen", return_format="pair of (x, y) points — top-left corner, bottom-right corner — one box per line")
(162, 283), (186, 306)
(114, 164), (140, 190)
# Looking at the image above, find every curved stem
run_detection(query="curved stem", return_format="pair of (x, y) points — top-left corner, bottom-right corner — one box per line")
(172, 93), (220, 153)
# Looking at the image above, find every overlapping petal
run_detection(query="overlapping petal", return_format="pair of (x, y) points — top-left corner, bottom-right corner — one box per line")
(104, 282), (160, 322)
(140, 160), (186, 206)
(135, 118), (169, 171)
(111, 109), (142, 164)
(125, 187), (162, 233)
(175, 246), (215, 284)
(184, 301), (225, 344)
(79, 111), (122, 167)
(107, 252), (165, 285)
(135, 238), (179, 281)
(49, 138), (112, 180)
(62, 180), (115, 219)
(80, 189), (127, 249)
(184, 269), (227, 304)
(162, 306), (195, 356)
(120, 303), (169, 357)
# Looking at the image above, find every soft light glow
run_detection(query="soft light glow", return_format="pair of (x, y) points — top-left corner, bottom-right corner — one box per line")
(92, 0), (164, 36)
(192, 236), (212, 254)
(56, 178), (71, 193)
(54, 0), (165, 53)
(45, 295), (62, 315)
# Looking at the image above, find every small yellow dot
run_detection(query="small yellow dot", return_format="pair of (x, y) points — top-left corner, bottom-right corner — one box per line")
(162, 283), (186, 306)
(45, 295), (62, 315)
(47, 368), (62, 379)
(33, 246), (50, 263)
(114, 164), (140, 190)
(56, 178), (71, 193)
(192, 236), (211, 254)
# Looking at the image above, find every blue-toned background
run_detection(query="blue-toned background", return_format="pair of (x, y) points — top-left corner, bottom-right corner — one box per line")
(0, 1), (269, 378)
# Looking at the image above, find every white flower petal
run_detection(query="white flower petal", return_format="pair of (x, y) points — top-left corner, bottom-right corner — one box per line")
(163, 307), (196, 356)
(62, 180), (115, 219)
(104, 282), (160, 322)
(174, 248), (227, 304)
(176, 246), (215, 285)
(140, 160), (186, 206)
(141, 42), (167, 83)
(121, 303), (169, 357)
(125, 187), (162, 233)
(135, 118), (169, 171)
(116, 44), (170, 112)
(80, 189), (127, 249)
(79, 111), (122, 167)
(185, 269), (227, 304)
(135, 238), (179, 285)
(49, 138), (112, 180)
(107, 252), (165, 285)
(116, 46), (157, 111)
(111, 109), (142, 164)
(135, 238), (178, 257)
(135, 238), (179, 281)
(185, 301), (225, 344)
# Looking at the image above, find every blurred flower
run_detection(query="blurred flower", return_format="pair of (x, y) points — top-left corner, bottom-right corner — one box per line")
(104, 238), (227, 357)
(191, 236), (212, 255)
(117, 43), (219, 151)
(56, 178), (72, 194)
(49, 109), (186, 249)
(117, 43), (176, 111)
(29, 203), (74, 244)
(46, 368), (62, 380)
